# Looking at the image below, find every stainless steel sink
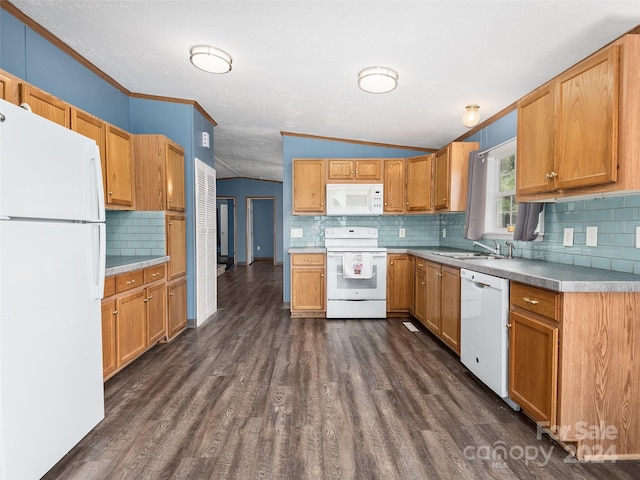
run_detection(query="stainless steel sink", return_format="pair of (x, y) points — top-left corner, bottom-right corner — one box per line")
(434, 251), (504, 260)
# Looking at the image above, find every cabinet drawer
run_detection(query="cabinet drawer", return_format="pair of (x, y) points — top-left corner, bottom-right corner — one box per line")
(116, 270), (144, 293)
(511, 282), (561, 321)
(104, 276), (116, 298)
(144, 264), (165, 284)
(291, 253), (325, 266)
(414, 258), (427, 273)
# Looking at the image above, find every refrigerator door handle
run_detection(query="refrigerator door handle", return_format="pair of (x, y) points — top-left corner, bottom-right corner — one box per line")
(92, 144), (106, 222)
(92, 223), (106, 299)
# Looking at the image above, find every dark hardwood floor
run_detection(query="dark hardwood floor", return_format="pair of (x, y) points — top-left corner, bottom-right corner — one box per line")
(44, 262), (640, 479)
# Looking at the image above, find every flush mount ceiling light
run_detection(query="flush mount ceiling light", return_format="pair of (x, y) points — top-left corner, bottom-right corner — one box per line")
(190, 45), (232, 74)
(357, 66), (398, 94)
(463, 104), (481, 128)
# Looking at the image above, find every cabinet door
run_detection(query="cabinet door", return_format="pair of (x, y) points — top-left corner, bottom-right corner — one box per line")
(509, 311), (558, 426)
(440, 266), (460, 354)
(115, 290), (147, 367)
(517, 85), (555, 196)
(414, 266), (427, 324)
(383, 159), (405, 213)
(291, 267), (325, 311)
(19, 84), (70, 127)
(424, 262), (442, 335)
(555, 45), (619, 191)
(386, 254), (412, 312)
(167, 279), (187, 339)
(433, 148), (449, 210)
(292, 160), (325, 213)
(166, 143), (186, 211)
(71, 108), (107, 198)
(327, 159), (354, 180)
(101, 299), (117, 379)
(0, 72), (15, 102)
(105, 125), (134, 207)
(355, 159), (381, 181)
(146, 283), (166, 345)
(405, 155), (432, 212)
(167, 215), (186, 280)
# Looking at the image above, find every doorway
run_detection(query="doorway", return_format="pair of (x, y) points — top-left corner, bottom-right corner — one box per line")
(246, 197), (276, 265)
(216, 197), (236, 269)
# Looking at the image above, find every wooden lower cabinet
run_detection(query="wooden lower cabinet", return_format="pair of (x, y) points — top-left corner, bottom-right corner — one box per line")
(290, 253), (326, 317)
(167, 278), (187, 339)
(413, 259), (427, 324)
(440, 266), (461, 353)
(101, 299), (117, 379)
(146, 282), (166, 345)
(116, 290), (147, 367)
(424, 261), (442, 334)
(386, 254), (413, 314)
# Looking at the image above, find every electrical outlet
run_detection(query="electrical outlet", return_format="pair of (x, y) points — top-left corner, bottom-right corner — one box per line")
(563, 228), (574, 247)
(442, 227), (447, 239)
(586, 226), (598, 247)
(291, 228), (303, 238)
(399, 228), (405, 238)
(256, 245), (261, 251)
(636, 226), (640, 248)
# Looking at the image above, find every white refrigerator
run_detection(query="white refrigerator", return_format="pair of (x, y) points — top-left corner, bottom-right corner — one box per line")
(0, 99), (106, 479)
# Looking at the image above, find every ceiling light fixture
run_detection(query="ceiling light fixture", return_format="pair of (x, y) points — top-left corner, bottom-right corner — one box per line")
(463, 104), (481, 128)
(190, 45), (232, 74)
(357, 66), (398, 94)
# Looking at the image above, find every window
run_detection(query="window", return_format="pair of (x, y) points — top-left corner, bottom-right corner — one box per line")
(483, 139), (543, 238)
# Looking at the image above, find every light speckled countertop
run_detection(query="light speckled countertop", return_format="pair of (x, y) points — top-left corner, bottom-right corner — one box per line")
(289, 246), (640, 292)
(106, 255), (169, 276)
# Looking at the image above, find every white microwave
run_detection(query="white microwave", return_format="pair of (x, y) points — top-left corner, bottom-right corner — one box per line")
(325, 183), (384, 216)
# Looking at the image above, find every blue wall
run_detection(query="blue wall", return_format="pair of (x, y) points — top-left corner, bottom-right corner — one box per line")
(253, 199), (275, 259)
(1, 8), (216, 321)
(216, 178), (284, 265)
(282, 135), (433, 302)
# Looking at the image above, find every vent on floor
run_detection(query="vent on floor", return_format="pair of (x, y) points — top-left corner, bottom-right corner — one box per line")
(403, 321), (419, 332)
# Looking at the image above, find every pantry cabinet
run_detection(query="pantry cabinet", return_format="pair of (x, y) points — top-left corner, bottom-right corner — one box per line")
(516, 34), (640, 202)
(105, 124), (134, 208)
(166, 214), (187, 280)
(292, 159), (325, 214)
(290, 253), (325, 317)
(19, 83), (70, 127)
(167, 278), (187, 339)
(327, 159), (381, 182)
(386, 254), (413, 314)
(433, 142), (479, 212)
(133, 134), (185, 212)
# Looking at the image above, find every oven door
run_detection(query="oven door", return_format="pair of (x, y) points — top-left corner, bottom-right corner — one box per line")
(326, 251), (387, 300)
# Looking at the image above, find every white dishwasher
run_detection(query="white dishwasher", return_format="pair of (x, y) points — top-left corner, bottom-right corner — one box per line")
(460, 269), (519, 410)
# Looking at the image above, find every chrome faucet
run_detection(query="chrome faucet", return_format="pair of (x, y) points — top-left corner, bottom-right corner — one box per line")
(505, 241), (515, 259)
(473, 240), (501, 255)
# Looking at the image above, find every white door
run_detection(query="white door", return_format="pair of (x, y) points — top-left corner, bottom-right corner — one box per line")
(246, 199), (254, 265)
(195, 160), (217, 326)
(219, 203), (228, 257)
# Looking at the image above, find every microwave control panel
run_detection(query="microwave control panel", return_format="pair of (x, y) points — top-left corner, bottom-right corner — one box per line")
(372, 186), (383, 214)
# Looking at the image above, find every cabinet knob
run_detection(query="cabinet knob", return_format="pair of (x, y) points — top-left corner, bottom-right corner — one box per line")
(437, 272), (443, 277)
(390, 261), (394, 265)
(545, 172), (558, 180)
(417, 263), (424, 267)
(506, 323), (512, 328)
(144, 298), (149, 303)
(523, 297), (539, 305)
(321, 202), (324, 206)
(126, 280), (136, 285)
(113, 310), (118, 315)
(170, 292), (174, 296)
(421, 281), (426, 285)
(152, 273), (159, 277)
(384, 202), (388, 206)
(108, 191), (113, 195)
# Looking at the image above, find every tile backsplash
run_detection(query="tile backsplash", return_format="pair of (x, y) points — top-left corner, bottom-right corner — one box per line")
(106, 211), (166, 256)
(292, 193), (640, 276)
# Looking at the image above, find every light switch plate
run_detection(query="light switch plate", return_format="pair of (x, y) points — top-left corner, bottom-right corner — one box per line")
(399, 228), (405, 238)
(563, 228), (574, 247)
(636, 226), (640, 248)
(586, 226), (598, 247)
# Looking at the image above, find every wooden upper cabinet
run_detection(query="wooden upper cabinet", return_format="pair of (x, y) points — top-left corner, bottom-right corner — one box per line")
(405, 155), (432, 212)
(555, 45), (618, 191)
(0, 71), (16, 102)
(70, 108), (107, 196)
(105, 124), (134, 208)
(383, 159), (405, 213)
(292, 159), (325, 214)
(517, 85), (555, 196)
(517, 34), (640, 202)
(434, 142), (478, 212)
(133, 134), (185, 211)
(19, 83), (70, 127)
(327, 159), (381, 182)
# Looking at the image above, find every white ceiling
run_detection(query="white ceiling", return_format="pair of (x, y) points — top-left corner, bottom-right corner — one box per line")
(9, 1), (640, 182)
